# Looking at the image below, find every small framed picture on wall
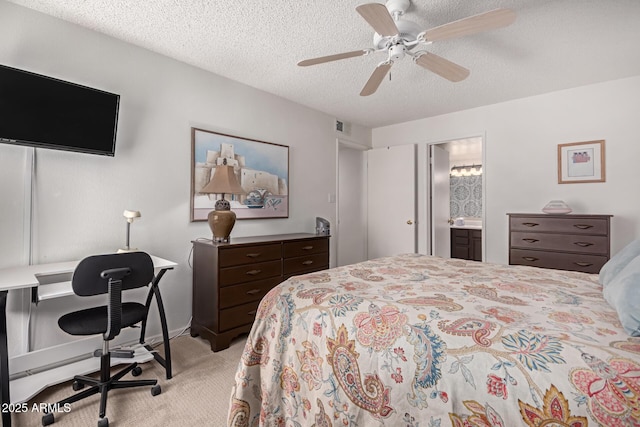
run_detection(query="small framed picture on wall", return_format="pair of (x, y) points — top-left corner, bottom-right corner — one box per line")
(557, 140), (605, 184)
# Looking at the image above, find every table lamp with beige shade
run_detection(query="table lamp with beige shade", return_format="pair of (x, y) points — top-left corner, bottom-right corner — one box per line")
(200, 159), (245, 242)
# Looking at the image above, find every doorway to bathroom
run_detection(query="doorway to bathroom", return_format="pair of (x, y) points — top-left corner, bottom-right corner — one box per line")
(427, 137), (484, 259)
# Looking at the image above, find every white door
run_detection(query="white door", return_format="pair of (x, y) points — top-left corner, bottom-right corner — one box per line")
(431, 144), (451, 257)
(337, 145), (367, 266)
(367, 145), (416, 259)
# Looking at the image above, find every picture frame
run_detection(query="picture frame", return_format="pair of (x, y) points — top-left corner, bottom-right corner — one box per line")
(190, 128), (289, 221)
(557, 140), (605, 184)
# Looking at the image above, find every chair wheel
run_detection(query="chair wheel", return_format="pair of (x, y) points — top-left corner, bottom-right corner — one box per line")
(42, 412), (55, 426)
(132, 366), (142, 376)
(98, 417), (109, 427)
(151, 384), (161, 396)
(72, 380), (84, 391)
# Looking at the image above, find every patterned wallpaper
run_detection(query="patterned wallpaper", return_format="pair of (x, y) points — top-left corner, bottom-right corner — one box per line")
(450, 175), (482, 218)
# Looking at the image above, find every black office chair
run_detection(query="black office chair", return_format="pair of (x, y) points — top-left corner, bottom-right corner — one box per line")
(42, 252), (161, 427)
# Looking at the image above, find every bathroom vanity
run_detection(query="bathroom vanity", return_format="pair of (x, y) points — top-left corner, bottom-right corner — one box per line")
(451, 225), (482, 261)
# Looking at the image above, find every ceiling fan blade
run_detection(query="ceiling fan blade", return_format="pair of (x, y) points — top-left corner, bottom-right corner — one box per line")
(423, 8), (516, 42)
(360, 62), (392, 96)
(356, 3), (399, 37)
(297, 50), (368, 67)
(415, 53), (470, 82)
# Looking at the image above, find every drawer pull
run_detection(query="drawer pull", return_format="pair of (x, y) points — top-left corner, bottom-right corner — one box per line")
(246, 289), (262, 295)
(245, 269), (262, 276)
(573, 224), (594, 230)
(573, 242), (594, 247)
(302, 245), (314, 251)
(522, 222), (539, 227)
(522, 256), (539, 262)
(522, 238), (539, 243)
(574, 262), (593, 267)
(247, 310), (257, 316)
(302, 260), (314, 265)
(245, 253), (262, 258)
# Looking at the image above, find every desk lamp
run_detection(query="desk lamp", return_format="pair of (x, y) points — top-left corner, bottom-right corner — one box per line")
(118, 210), (141, 253)
(200, 160), (245, 242)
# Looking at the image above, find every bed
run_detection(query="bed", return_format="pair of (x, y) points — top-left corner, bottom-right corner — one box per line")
(228, 253), (640, 426)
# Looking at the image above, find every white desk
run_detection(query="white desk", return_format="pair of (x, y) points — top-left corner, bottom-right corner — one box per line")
(0, 254), (176, 427)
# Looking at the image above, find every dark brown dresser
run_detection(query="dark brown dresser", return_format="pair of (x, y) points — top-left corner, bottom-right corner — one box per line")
(191, 233), (329, 351)
(508, 213), (612, 273)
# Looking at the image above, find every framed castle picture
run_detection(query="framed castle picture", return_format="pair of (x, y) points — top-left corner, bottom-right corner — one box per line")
(557, 140), (605, 184)
(190, 128), (289, 221)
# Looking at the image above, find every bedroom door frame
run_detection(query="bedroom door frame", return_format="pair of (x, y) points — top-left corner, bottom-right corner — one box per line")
(419, 134), (486, 259)
(336, 138), (369, 266)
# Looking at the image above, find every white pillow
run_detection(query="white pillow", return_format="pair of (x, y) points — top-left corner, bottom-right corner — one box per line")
(599, 239), (640, 287)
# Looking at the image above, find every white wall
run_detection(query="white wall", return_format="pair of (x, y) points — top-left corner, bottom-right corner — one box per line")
(0, 2), (371, 355)
(373, 76), (640, 264)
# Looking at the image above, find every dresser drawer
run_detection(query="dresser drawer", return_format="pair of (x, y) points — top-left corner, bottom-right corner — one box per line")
(510, 249), (607, 273)
(510, 232), (609, 254)
(284, 253), (329, 276)
(219, 243), (281, 267)
(219, 300), (261, 331)
(510, 216), (608, 235)
(283, 238), (329, 258)
(219, 276), (282, 309)
(219, 260), (282, 287)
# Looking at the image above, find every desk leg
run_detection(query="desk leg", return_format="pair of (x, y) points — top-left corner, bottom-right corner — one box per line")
(139, 269), (172, 379)
(0, 291), (11, 427)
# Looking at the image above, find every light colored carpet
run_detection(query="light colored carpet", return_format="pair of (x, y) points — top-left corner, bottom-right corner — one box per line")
(13, 334), (246, 427)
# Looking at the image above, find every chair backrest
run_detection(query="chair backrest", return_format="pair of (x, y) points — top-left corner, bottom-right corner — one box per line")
(72, 252), (154, 297)
(72, 252), (154, 340)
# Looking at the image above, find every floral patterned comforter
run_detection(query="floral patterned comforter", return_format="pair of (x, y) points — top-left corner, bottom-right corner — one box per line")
(228, 254), (640, 426)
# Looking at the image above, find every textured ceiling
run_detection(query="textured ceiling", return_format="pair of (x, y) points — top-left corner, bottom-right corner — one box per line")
(7, 0), (640, 128)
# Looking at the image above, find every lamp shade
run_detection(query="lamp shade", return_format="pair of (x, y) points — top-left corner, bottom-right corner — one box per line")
(200, 165), (245, 195)
(123, 210), (141, 222)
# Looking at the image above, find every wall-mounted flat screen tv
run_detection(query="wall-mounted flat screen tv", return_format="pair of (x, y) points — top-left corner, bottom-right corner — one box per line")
(0, 64), (120, 156)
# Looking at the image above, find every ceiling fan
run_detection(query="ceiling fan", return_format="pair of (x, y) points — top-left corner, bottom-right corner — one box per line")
(298, 0), (516, 96)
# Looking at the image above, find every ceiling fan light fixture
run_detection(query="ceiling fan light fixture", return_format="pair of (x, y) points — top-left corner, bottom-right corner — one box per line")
(388, 44), (406, 61)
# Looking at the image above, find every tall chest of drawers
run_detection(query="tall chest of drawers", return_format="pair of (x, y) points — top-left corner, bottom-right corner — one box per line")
(508, 213), (612, 273)
(191, 233), (329, 351)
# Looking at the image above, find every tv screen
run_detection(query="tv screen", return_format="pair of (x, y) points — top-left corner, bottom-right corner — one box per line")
(0, 64), (120, 156)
